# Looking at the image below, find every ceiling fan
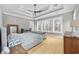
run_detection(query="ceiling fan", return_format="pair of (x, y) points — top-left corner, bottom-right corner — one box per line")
(27, 4), (49, 14)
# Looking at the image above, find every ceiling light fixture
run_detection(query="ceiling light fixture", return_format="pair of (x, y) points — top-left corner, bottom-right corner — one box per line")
(33, 4), (37, 20)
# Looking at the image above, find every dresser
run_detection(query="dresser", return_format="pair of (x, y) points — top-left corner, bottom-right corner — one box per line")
(64, 32), (79, 54)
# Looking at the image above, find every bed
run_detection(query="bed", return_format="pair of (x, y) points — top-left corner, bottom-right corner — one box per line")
(8, 32), (43, 50)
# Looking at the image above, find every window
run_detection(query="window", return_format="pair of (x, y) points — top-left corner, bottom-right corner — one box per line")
(30, 16), (63, 34)
(29, 21), (34, 31)
(53, 17), (63, 33)
(73, 9), (77, 32)
(54, 19), (61, 32)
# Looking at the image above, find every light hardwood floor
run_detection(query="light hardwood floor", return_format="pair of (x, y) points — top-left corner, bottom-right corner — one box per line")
(28, 35), (64, 54)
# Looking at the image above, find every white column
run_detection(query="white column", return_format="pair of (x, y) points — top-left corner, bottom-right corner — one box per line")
(1, 27), (7, 49)
(0, 5), (8, 50)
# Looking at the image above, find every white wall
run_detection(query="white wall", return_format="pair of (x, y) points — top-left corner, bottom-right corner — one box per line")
(0, 5), (3, 27)
(63, 12), (73, 32)
(76, 5), (79, 20)
(3, 14), (29, 32)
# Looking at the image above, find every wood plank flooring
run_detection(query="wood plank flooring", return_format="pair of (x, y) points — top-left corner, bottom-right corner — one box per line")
(28, 35), (64, 54)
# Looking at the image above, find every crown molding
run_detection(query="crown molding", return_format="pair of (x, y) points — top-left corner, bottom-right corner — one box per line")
(35, 10), (73, 21)
(3, 11), (33, 21)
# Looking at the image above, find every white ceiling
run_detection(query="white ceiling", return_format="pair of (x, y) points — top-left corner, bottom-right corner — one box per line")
(1, 4), (76, 20)
(2, 4), (53, 11)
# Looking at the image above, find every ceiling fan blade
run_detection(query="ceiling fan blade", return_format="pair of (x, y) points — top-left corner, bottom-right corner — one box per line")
(27, 9), (33, 12)
(26, 5), (49, 13)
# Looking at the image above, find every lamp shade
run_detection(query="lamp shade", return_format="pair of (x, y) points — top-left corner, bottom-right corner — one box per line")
(71, 20), (79, 27)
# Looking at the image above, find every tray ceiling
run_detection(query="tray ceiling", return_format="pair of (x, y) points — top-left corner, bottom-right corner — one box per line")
(1, 4), (76, 20)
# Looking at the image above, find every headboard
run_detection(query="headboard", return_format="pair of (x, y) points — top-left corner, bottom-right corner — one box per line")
(7, 24), (19, 35)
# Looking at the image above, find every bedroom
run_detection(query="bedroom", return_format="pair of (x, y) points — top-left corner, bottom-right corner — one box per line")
(0, 4), (79, 54)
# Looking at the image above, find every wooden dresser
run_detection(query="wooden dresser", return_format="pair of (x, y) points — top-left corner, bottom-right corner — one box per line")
(64, 32), (79, 54)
